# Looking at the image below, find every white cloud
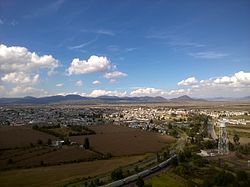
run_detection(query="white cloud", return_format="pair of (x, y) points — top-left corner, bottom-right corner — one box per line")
(92, 80), (101, 85)
(95, 29), (114, 36)
(88, 89), (127, 97)
(178, 77), (198, 86)
(207, 71), (250, 87)
(130, 88), (165, 97)
(104, 71), (127, 79)
(176, 71), (250, 98)
(68, 37), (97, 50)
(75, 80), (83, 87)
(56, 83), (63, 87)
(167, 89), (191, 96)
(0, 44), (59, 97)
(57, 92), (86, 97)
(0, 44), (59, 74)
(109, 79), (117, 84)
(233, 71), (250, 85)
(9, 86), (48, 97)
(0, 19), (3, 24)
(1, 72), (39, 84)
(129, 87), (190, 97)
(189, 51), (229, 59)
(67, 55), (111, 75)
(0, 85), (5, 96)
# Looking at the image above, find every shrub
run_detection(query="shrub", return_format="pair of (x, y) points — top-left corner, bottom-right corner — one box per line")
(111, 167), (123, 180)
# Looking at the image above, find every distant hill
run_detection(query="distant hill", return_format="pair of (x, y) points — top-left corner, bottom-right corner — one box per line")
(0, 95), (168, 105)
(169, 95), (207, 102)
(1, 94), (249, 105)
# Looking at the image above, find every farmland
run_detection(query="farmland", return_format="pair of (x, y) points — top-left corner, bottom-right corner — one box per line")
(0, 123), (175, 187)
(70, 125), (175, 156)
(0, 126), (57, 149)
(0, 155), (145, 187)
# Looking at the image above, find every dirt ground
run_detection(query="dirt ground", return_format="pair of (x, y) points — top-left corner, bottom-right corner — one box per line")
(0, 126), (57, 149)
(70, 125), (175, 156)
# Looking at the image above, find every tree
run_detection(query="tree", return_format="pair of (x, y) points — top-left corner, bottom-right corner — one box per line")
(84, 137), (90, 149)
(111, 167), (123, 180)
(156, 152), (160, 162)
(163, 151), (168, 160)
(233, 134), (240, 146)
(136, 176), (144, 187)
(214, 170), (236, 186)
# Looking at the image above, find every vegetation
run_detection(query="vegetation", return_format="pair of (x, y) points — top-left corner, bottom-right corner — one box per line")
(136, 176), (145, 187)
(84, 137), (90, 149)
(111, 167), (123, 180)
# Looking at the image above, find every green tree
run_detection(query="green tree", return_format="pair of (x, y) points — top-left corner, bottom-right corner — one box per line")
(214, 170), (236, 186)
(136, 176), (144, 187)
(84, 137), (90, 149)
(111, 167), (123, 180)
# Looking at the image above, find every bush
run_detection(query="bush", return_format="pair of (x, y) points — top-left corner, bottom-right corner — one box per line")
(111, 167), (123, 180)
(136, 176), (144, 187)
(213, 170), (236, 186)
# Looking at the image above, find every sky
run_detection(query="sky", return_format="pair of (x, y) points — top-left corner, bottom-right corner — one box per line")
(0, 0), (250, 98)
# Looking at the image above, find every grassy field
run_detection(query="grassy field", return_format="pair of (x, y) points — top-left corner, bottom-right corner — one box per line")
(0, 126), (57, 149)
(215, 125), (250, 144)
(70, 125), (175, 156)
(145, 172), (186, 187)
(0, 155), (145, 187)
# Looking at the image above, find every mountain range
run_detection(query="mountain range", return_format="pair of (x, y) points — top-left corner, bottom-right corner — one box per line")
(0, 95), (249, 105)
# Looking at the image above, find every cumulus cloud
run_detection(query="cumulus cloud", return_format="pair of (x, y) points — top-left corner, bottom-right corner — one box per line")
(92, 80), (101, 85)
(56, 83), (63, 87)
(178, 77), (198, 86)
(67, 56), (111, 75)
(176, 71), (250, 97)
(104, 71), (127, 79)
(129, 87), (191, 97)
(9, 86), (48, 97)
(75, 80), (83, 87)
(88, 89), (127, 97)
(130, 88), (165, 97)
(0, 44), (59, 73)
(167, 89), (191, 96)
(0, 44), (59, 97)
(57, 92), (86, 97)
(1, 72), (39, 84)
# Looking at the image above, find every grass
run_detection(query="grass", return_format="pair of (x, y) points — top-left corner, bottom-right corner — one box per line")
(0, 155), (145, 187)
(145, 172), (186, 187)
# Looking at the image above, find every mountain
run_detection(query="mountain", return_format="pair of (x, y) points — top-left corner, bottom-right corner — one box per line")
(0, 95), (168, 105)
(170, 95), (207, 102)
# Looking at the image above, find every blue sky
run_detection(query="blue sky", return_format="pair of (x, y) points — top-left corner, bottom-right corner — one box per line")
(0, 0), (250, 98)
